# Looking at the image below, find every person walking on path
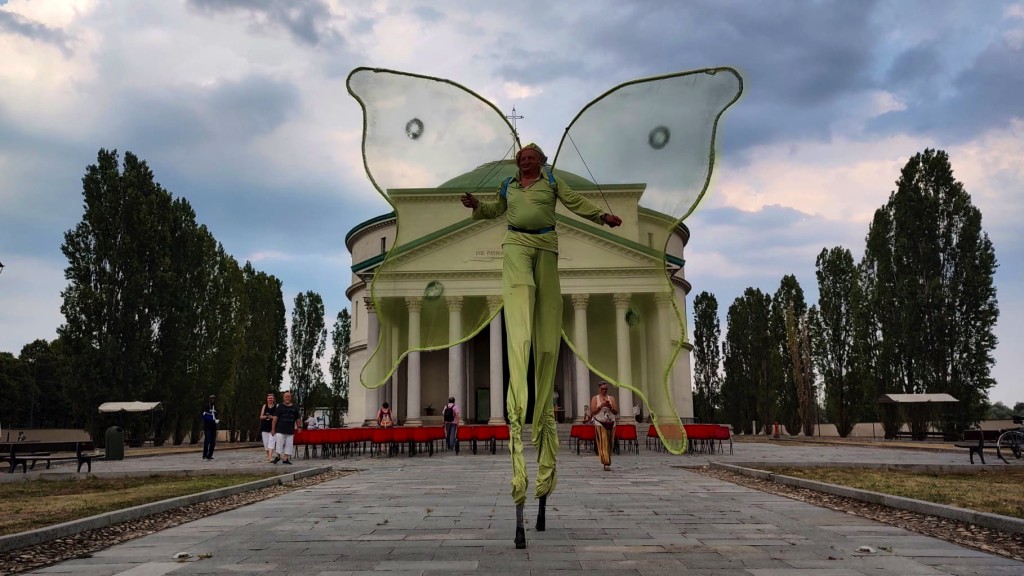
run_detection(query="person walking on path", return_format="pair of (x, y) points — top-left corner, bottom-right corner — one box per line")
(202, 395), (219, 460)
(462, 142), (621, 549)
(271, 391), (300, 465)
(590, 382), (618, 471)
(259, 393), (277, 463)
(443, 397), (460, 452)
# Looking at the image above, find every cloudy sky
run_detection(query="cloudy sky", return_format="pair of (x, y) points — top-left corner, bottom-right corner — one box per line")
(1, 0), (1021, 406)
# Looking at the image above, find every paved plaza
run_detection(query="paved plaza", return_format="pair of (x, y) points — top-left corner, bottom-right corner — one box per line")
(23, 438), (1024, 576)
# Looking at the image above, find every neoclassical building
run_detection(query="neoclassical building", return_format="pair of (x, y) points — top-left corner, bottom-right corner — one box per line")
(345, 162), (694, 426)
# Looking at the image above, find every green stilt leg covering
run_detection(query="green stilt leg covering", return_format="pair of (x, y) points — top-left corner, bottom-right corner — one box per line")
(504, 244), (560, 505)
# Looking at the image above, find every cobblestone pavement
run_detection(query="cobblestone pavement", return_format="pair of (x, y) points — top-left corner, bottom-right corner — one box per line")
(24, 439), (1024, 575)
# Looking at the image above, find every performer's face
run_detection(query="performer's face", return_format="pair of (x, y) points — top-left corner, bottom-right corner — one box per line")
(599, 385), (608, 395)
(517, 148), (543, 173)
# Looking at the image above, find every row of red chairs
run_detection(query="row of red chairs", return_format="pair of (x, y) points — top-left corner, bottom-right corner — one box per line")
(456, 425), (511, 455)
(644, 424), (733, 454)
(293, 425), (513, 459)
(569, 424), (639, 455)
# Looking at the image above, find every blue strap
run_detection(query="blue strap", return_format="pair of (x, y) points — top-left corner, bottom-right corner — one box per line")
(544, 168), (557, 190)
(500, 176), (512, 198)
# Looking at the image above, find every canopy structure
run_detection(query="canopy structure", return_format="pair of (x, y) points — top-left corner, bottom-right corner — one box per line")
(876, 393), (958, 440)
(876, 393), (958, 404)
(98, 401), (164, 413)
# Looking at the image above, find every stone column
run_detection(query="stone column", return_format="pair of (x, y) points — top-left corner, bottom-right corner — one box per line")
(571, 294), (591, 422)
(613, 293), (634, 423)
(651, 292), (674, 419)
(405, 297), (423, 426)
(363, 297), (380, 427)
(447, 296), (465, 423)
(391, 328), (401, 425)
(487, 296), (505, 425)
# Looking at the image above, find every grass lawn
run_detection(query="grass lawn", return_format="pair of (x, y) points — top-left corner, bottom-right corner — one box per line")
(0, 473), (278, 536)
(763, 466), (1024, 519)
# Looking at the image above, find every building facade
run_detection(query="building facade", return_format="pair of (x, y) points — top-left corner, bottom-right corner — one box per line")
(345, 162), (694, 426)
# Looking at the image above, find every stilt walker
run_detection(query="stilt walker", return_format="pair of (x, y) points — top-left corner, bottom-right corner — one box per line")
(462, 143), (621, 548)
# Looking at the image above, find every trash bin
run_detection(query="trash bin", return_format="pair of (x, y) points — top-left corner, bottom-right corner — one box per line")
(105, 426), (125, 461)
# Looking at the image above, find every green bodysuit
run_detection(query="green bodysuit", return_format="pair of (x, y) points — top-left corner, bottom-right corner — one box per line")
(473, 169), (606, 505)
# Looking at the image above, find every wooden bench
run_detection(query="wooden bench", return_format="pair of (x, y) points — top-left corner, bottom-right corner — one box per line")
(953, 430), (1001, 464)
(3, 441), (101, 473)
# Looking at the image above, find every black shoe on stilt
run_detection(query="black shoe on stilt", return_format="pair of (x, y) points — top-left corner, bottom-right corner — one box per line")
(535, 496), (546, 532)
(515, 526), (526, 549)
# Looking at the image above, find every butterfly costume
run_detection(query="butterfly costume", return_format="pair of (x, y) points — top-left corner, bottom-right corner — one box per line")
(347, 67), (742, 547)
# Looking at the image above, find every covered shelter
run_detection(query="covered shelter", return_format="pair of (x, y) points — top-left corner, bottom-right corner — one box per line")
(876, 393), (958, 440)
(98, 401), (164, 446)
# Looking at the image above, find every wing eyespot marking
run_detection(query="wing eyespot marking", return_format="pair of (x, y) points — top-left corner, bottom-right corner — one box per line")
(405, 118), (425, 140)
(648, 126), (670, 150)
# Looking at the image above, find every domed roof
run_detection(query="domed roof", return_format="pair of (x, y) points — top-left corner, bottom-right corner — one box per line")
(438, 160), (595, 189)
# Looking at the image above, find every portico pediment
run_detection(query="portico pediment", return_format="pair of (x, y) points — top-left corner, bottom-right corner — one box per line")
(382, 216), (664, 280)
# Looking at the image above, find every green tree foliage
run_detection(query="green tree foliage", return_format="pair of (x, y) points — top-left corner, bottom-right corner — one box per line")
(58, 149), (286, 443)
(810, 247), (864, 437)
(862, 149), (998, 436)
(18, 339), (71, 428)
(722, 288), (782, 434)
(289, 291), (327, 415)
(60, 150), (171, 439)
(0, 352), (34, 431)
(691, 292), (721, 423)
(860, 209), (903, 437)
(233, 263), (288, 441)
(986, 401), (1015, 420)
(328, 308), (351, 426)
(771, 275), (807, 435)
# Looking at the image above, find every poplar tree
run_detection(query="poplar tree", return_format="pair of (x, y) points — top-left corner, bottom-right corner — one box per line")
(60, 150), (169, 437)
(771, 275), (806, 435)
(810, 247), (863, 437)
(862, 149), (998, 436)
(722, 288), (780, 434)
(289, 291), (327, 414)
(328, 308), (351, 426)
(691, 292), (721, 424)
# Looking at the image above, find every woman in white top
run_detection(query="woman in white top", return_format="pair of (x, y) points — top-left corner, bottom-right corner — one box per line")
(589, 382), (618, 471)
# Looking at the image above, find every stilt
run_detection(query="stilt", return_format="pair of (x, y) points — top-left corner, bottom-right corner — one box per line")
(515, 504), (526, 549)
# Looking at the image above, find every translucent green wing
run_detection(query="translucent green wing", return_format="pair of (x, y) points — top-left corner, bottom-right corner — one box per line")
(552, 68), (743, 453)
(347, 68), (517, 389)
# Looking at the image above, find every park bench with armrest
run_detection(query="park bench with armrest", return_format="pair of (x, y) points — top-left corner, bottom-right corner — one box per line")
(4, 441), (101, 473)
(953, 429), (1001, 464)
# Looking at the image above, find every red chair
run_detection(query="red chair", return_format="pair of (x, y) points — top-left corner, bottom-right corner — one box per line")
(456, 425), (475, 454)
(575, 425), (596, 455)
(645, 424), (660, 451)
(293, 430), (309, 459)
(614, 424), (639, 455)
(370, 427), (394, 457)
(492, 425), (510, 452)
(413, 427), (441, 456)
(713, 425), (733, 454)
(476, 426), (497, 455)
(684, 424), (716, 454)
